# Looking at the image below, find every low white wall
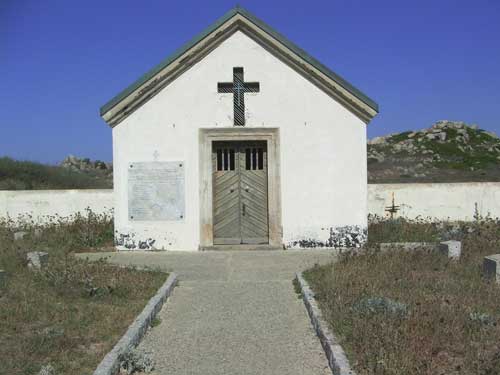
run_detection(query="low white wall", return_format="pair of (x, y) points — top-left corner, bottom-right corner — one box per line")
(0, 189), (114, 223)
(1, 182), (499, 226)
(368, 182), (500, 221)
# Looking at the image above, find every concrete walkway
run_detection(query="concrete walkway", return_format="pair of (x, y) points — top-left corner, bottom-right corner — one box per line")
(82, 250), (336, 374)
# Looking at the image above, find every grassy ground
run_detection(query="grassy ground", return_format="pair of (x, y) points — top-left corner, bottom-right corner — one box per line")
(305, 219), (500, 375)
(0, 213), (165, 375)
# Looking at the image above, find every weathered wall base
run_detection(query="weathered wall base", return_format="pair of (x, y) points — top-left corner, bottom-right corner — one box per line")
(285, 225), (367, 249)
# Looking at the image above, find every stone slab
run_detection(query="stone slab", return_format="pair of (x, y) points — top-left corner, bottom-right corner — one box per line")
(128, 162), (185, 221)
(379, 242), (438, 252)
(483, 254), (500, 283)
(14, 230), (42, 241)
(14, 231), (28, 241)
(27, 251), (49, 270)
(0, 270), (6, 286)
(439, 240), (461, 259)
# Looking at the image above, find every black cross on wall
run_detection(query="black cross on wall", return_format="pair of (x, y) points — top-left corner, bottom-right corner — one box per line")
(217, 67), (260, 126)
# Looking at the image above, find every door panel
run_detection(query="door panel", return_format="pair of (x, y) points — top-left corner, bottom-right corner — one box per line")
(239, 143), (269, 244)
(212, 141), (269, 245)
(213, 143), (240, 245)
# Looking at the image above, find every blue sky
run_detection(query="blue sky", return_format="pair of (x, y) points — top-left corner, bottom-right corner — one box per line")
(2, 0), (499, 164)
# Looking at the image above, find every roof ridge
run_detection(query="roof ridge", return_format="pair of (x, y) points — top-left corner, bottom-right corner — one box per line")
(100, 6), (378, 118)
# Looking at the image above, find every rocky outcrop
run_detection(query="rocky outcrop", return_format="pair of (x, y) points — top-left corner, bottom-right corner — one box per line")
(60, 155), (113, 173)
(368, 121), (500, 183)
(57, 155), (113, 188)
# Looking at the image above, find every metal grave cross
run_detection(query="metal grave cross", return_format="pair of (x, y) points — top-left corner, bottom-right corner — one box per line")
(217, 67), (260, 126)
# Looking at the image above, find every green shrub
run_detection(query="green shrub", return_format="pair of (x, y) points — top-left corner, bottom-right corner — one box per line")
(0, 156), (111, 190)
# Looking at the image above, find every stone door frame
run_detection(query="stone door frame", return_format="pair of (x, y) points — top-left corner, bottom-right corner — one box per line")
(199, 127), (282, 249)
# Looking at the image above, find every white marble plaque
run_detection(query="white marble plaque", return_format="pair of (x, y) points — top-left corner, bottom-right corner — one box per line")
(128, 162), (185, 221)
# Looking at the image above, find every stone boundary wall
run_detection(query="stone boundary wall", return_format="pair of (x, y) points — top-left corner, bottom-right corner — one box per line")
(0, 189), (113, 223)
(368, 182), (500, 221)
(1, 182), (499, 223)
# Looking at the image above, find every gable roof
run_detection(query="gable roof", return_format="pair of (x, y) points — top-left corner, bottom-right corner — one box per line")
(100, 6), (379, 127)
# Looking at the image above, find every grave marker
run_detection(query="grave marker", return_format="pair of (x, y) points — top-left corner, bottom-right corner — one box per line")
(0, 270), (6, 286)
(14, 231), (28, 241)
(439, 240), (461, 259)
(483, 254), (500, 283)
(27, 251), (49, 270)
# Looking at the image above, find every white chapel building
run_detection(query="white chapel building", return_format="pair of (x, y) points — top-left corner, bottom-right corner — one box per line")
(100, 7), (379, 251)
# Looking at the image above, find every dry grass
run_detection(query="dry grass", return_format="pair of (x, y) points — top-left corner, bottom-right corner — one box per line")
(305, 219), (500, 375)
(0, 213), (165, 375)
(367, 215), (441, 243)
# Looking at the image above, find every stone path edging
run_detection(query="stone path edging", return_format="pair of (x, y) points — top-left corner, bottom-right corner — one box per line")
(93, 272), (177, 375)
(295, 272), (355, 375)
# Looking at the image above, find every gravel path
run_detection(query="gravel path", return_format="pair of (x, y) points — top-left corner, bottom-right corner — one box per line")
(81, 250), (336, 374)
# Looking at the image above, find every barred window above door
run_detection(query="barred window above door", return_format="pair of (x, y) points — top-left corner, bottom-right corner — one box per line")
(216, 148), (235, 171)
(245, 148), (264, 170)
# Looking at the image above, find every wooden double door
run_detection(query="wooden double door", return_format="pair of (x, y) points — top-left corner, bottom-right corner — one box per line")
(212, 141), (269, 245)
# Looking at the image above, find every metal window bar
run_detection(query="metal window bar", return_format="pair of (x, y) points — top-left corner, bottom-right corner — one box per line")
(229, 149), (235, 170)
(223, 149), (228, 170)
(245, 148), (251, 170)
(217, 149), (222, 171)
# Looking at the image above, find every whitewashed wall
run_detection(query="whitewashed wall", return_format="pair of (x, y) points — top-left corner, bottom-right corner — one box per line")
(113, 30), (367, 251)
(0, 189), (113, 223)
(0, 182), (499, 230)
(368, 182), (500, 221)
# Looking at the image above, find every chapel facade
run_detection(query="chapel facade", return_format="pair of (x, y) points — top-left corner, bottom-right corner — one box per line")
(100, 7), (378, 251)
